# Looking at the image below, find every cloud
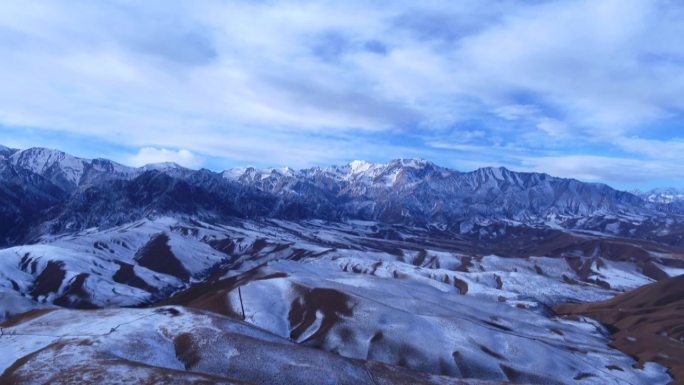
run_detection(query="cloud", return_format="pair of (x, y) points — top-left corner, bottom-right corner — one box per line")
(519, 154), (684, 184)
(615, 136), (684, 161)
(0, 0), (683, 188)
(128, 147), (204, 168)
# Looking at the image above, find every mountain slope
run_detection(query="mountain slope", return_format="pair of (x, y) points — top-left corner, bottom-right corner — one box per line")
(0, 306), (506, 385)
(0, 145), (17, 158)
(8, 147), (136, 191)
(555, 275), (684, 384)
(0, 160), (68, 245)
(0, 216), (679, 383)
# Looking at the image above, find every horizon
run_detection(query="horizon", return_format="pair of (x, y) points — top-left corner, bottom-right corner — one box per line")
(1, 1), (684, 191)
(2, 143), (678, 193)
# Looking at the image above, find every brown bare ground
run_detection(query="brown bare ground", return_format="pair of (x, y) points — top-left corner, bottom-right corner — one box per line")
(135, 233), (191, 281)
(161, 265), (288, 319)
(0, 342), (248, 385)
(0, 308), (54, 327)
(366, 360), (514, 385)
(555, 275), (684, 384)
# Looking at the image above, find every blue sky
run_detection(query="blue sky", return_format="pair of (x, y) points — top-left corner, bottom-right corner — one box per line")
(1, 0), (684, 190)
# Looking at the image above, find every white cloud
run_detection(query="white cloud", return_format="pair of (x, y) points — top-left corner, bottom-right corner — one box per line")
(536, 118), (568, 137)
(128, 147), (204, 168)
(519, 155), (683, 183)
(615, 136), (684, 161)
(0, 0), (683, 186)
(494, 105), (538, 121)
(451, 0), (684, 130)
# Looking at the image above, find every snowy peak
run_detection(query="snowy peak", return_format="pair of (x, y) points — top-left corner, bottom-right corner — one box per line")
(139, 162), (186, 172)
(370, 158), (439, 187)
(636, 187), (684, 204)
(323, 158), (439, 187)
(221, 167), (247, 181)
(6, 147), (139, 190)
(222, 158), (439, 186)
(9, 147), (87, 186)
(348, 159), (375, 173)
(387, 158), (435, 169)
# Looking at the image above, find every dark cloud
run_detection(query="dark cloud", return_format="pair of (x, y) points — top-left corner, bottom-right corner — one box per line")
(310, 31), (351, 62)
(363, 40), (388, 55)
(264, 70), (422, 129)
(391, 7), (504, 45)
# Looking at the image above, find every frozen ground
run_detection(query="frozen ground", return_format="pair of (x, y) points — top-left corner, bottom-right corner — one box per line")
(0, 307), (511, 385)
(0, 216), (680, 384)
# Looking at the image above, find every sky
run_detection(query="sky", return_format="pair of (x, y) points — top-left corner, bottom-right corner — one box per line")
(1, 0), (683, 190)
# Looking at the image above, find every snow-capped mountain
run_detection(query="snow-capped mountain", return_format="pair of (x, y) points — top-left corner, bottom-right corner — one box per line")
(223, 158), (655, 225)
(2, 146), (682, 246)
(6, 147), (138, 191)
(635, 187), (684, 204)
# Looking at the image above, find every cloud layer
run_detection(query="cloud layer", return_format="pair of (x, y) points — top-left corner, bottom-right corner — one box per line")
(0, 0), (683, 188)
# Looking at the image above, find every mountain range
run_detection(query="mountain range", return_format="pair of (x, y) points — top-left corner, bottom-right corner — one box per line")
(1, 145), (682, 246)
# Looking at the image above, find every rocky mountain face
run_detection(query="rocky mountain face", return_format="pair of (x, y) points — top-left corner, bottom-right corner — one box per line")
(1, 145), (683, 384)
(224, 159), (653, 224)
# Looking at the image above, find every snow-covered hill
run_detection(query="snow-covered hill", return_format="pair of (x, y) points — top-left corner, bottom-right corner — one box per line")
(1, 306), (513, 385)
(0, 216), (677, 383)
(1, 145), (683, 384)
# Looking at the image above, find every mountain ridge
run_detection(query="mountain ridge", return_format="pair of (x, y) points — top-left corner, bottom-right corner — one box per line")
(2, 145), (665, 194)
(633, 187), (684, 204)
(0, 145), (681, 246)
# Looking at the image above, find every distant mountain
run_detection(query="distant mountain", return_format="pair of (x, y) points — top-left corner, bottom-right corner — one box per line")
(6, 147), (136, 191)
(0, 144), (17, 158)
(0, 145), (679, 245)
(634, 187), (684, 204)
(223, 158), (653, 225)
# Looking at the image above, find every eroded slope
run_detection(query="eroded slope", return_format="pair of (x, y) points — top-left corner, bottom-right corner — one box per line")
(555, 275), (684, 384)
(0, 307), (505, 385)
